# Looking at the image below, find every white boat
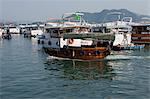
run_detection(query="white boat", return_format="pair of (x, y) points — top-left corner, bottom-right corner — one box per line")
(1, 28), (12, 39)
(30, 23), (44, 37)
(22, 23), (43, 38)
(9, 26), (20, 34)
(104, 17), (144, 50)
(3, 24), (20, 34)
(31, 29), (44, 37)
(0, 28), (3, 39)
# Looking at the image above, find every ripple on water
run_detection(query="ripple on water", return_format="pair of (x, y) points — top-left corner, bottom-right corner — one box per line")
(0, 35), (150, 99)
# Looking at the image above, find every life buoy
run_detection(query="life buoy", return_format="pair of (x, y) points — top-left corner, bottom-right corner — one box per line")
(68, 38), (74, 44)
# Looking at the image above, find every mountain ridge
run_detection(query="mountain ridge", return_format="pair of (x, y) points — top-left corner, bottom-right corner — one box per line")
(80, 9), (150, 23)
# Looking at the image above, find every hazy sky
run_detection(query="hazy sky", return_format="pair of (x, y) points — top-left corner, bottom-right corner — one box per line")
(0, 0), (150, 22)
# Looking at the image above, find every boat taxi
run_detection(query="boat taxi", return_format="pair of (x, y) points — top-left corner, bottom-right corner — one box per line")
(41, 12), (115, 60)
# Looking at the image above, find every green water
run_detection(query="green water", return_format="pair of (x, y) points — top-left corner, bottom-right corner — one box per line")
(0, 35), (150, 99)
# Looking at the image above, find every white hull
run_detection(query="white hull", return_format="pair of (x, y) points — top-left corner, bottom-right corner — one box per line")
(0, 29), (4, 38)
(113, 33), (132, 46)
(9, 28), (20, 34)
(31, 29), (43, 36)
(0, 30), (2, 37)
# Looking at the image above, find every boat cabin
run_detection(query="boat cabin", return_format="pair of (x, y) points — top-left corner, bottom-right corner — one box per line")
(45, 26), (90, 38)
(131, 24), (150, 44)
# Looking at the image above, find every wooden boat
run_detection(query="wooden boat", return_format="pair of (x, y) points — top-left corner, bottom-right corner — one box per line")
(43, 47), (110, 60)
(41, 12), (115, 60)
(131, 24), (150, 44)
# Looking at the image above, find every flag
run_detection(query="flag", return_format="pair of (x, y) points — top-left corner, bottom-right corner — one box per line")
(74, 14), (81, 20)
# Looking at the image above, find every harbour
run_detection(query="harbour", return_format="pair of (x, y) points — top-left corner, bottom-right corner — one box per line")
(0, 11), (150, 99)
(1, 0), (150, 98)
(0, 34), (149, 99)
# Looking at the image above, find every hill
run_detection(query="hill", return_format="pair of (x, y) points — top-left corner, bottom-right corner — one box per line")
(81, 9), (150, 23)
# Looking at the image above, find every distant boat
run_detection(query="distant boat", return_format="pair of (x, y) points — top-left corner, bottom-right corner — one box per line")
(0, 28), (3, 39)
(1, 28), (12, 39)
(21, 23), (44, 38)
(31, 29), (44, 38)
(9, 26), (20, 34)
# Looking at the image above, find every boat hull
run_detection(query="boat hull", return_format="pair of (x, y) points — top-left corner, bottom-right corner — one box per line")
(43, 47), (110, 60)
(112, 45), (145, 51)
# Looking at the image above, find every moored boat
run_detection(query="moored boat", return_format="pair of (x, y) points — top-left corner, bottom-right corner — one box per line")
(104, 17), (145, 50)
(131, 24), (150, 46)
(1, 28), (12, 39)
(0, 28), (3, 39)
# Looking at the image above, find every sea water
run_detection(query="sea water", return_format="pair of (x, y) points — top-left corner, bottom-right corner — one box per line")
(0, 34), (150, 99)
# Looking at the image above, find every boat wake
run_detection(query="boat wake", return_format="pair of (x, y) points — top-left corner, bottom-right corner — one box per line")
(47, 56), (72, 61)
(106, 54), (150, 60)
(47, 55), (150, 62)
(46, 56), (94, 61)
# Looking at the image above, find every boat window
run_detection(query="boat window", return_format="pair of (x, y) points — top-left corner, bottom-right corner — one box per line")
(132, 26), (150, 34)
(46, 29), (51, 33)
(66, 29), (72, 33)
(97, 41), (109, 47)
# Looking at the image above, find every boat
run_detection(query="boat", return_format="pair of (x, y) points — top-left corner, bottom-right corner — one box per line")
(1, 28), (12, 39)
(131, 24), (150, 45)
(22, 23), (44, 38)
(41, 12), (115, 60)
(31, 23), (44, 38)
(0, 28), (3, 39)
(37, 18), (61, 44)
(31, 29), (44, 38)
(9, 26), (20, 34)
(3, 24), (20, 34)
(104, 17), (144, 50)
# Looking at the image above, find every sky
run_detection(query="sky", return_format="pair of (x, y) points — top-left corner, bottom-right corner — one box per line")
(0, 0), (150, 22)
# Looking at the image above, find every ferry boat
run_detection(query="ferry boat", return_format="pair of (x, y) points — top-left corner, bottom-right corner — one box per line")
(104, 17), (144, 50)
(42, 12), (115, 60)
(131, 24), (150, 45)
